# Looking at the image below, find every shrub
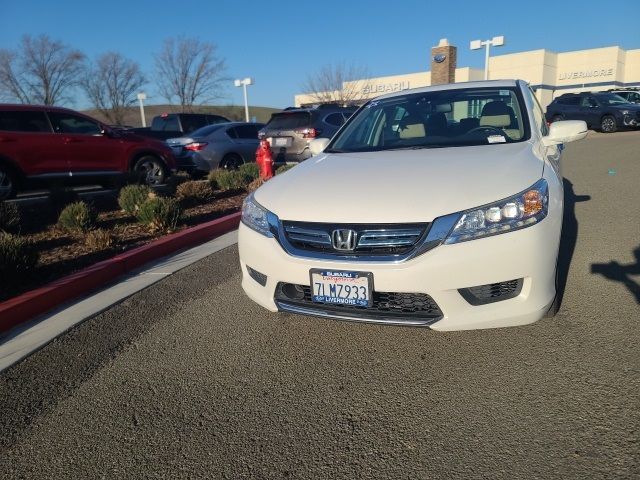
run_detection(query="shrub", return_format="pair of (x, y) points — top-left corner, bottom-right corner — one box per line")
(247, 178), (265, 192)
(58, 201), (97, 234)
(135, 197), (182, 232)
(0, 202), (20, 233)
(175, 180), (213, 206)
(85, 228), (115, 250)
(118, 185), (152, 215)
(166, 171), (192, 194)
(238, 162), (260, 182)
(276, 164), (295, 175)
(211, 170), (250, 191)
(0, 232), (38, 296)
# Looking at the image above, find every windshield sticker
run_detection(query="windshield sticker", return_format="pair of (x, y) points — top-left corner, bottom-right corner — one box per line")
(488, 135), (506, 144)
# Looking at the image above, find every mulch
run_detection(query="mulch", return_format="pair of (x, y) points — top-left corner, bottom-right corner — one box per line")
(4, 191), (247, 303)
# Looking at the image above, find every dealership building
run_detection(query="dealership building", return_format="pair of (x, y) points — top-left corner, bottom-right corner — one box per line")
(294, 40), (640, 109)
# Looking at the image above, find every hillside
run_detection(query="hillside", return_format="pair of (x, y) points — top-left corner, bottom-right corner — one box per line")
(82, 104), (281, 127)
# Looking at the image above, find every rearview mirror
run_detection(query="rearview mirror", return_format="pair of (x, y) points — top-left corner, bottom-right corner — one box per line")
(543, 120), (588, 146)
(309, 137), (330, 156)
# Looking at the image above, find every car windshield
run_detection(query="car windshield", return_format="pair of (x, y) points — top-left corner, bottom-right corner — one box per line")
(327, 87), (529, 153)
(595, 93), (630, 105)
(190, 124), (226, 137)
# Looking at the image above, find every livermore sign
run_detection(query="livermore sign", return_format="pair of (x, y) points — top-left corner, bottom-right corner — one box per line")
(558, 68), (614, 81)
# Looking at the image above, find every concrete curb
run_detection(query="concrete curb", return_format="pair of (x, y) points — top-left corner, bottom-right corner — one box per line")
(0, 212), (241, 334)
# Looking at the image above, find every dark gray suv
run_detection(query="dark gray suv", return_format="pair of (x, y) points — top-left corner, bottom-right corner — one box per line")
(258, 105), (357, 163)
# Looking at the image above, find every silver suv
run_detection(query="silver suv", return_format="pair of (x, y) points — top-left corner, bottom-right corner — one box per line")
(258, 105), (357, 163)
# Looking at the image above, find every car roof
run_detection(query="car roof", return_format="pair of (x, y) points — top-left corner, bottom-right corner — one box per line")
(372, 79), (521, 100)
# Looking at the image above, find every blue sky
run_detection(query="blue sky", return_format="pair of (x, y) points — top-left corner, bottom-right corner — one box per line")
(1, 0), (638, 109)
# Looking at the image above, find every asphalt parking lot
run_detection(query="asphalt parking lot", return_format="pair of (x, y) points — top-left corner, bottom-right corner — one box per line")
(1, 131), (639, 479)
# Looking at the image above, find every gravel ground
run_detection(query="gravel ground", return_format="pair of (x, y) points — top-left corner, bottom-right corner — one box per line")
(0, 131), (638, 479)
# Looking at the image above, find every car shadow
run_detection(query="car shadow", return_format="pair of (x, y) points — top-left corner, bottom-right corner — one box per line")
(591, 246), (640, 304)
(556, 178), (590, 308)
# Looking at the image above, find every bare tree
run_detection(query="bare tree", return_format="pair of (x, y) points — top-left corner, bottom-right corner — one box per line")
(300, 62), (370, 104)
(0, 34), (84, 105)
(82, 52), (145, 125)
(154, 37), (227, 111)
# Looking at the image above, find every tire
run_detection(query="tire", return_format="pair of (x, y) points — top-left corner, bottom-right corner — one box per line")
(221, 153), (243, 170)
(600, 115), (617, 133)
(133, 156), (167, 186)
(0, 165), (17, 200)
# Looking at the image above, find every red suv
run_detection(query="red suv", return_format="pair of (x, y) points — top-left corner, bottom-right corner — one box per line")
(0, 105), (176, 200)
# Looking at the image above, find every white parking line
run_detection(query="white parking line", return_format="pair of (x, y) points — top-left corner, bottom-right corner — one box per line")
(0, 230), (238, 372)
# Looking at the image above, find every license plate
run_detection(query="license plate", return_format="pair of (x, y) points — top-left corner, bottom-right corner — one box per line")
(274, 137), (289, 147)
(310, 269), (373, 307)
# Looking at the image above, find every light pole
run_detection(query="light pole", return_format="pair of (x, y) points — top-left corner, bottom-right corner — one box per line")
(137, 92), (147, 127)
(470, 36), (505, 80)
(234, 77), (254, 122)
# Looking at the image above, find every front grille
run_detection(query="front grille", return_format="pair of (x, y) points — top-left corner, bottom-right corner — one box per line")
(274, 282), (442, 324)
(458, 279), (523, 305)
(282, 221), (428, 256)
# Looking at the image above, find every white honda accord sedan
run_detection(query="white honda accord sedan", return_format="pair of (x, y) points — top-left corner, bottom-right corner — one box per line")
(238, 80), (587, 331)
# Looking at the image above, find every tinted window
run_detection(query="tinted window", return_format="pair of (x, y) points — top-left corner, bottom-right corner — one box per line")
(48, 112), (101, 135)
(580, 96), (597, 107)
(266, 112), (311, 130)
(594, 93), (629, 105)
(226, 127), (238, 139)
(191, 124), (225, 138)
(151, 116), (180, 131)
(206, 115), (230, 125)
(0, 111), (50, 132)
(528, 88), (549, 136)
(557, 96), (580, 106)
(234, 125), (260, 139)
(179, 115), (209, 133)
(324, 113), (345, 127)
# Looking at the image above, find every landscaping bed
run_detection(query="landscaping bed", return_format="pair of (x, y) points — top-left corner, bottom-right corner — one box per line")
(0, 164), (295, 304)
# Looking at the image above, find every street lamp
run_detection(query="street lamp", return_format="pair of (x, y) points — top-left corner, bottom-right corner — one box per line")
(470, 36), (505, 80)
(137, 92), (147, 127)
(234, 77), (254, 122)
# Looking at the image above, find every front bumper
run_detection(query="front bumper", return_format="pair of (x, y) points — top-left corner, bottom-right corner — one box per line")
(238, 209), (561, 331)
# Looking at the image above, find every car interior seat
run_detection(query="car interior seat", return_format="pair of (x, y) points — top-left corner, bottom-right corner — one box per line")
(398, 113), (426, 140)
(479, 101), (523, 140)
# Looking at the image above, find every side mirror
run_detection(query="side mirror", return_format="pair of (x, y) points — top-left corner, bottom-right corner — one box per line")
(101, 126), (117, 137)
(543, 120), (587, 147)
(309, 137), (330, 156)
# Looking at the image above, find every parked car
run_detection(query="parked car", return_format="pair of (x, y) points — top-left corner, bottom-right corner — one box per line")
(167, 122), (265, 175)
(258, 104), (357, 163)
(239, 79), (588, 331)
(132, 113), (230, 141)
(608, 88), (640, 104)
(0, 104), (176, 200)
(545, 92), (640, 132)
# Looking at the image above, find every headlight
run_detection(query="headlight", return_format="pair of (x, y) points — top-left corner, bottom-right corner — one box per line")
(241, 193), (274, 237)
(445, 179), (548, 244)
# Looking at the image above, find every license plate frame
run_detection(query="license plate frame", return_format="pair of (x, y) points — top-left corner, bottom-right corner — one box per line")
(274, 137), (289, 147)
(309, 269), (374, 308)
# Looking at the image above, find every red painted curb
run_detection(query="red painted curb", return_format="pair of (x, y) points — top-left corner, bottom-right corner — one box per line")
(0, 212), (241, 334)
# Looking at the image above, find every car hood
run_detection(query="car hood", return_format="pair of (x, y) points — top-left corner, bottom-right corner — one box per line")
(254, 142), (545, 224)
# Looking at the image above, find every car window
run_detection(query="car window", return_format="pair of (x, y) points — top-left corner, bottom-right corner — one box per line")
(558, 96), (580, 106)
(191, 124), (225, 138)
(48, 112), (102, 135)
(234, 125), (260, 139)
(580, 97), (597, 107)
(528, 88), (549, 136)
(324, 113), (345, 127)
(328, 87), (528, 153)
(0, 111), (50, 132)
(151, 116), (180, 131)
(266, 112), (311, 130)
(180, 115), (208, 133)
(594, 93), (630, 105)
(226, 127), (239, 139)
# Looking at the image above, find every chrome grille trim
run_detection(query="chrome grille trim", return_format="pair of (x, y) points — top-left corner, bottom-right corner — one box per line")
(358, 228), (423, 247)
(283, 225), (332, 246)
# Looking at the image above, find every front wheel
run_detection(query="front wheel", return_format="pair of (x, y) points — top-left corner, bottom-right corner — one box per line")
(133, 156), (167, 186)
(220, 153), (243, 170)
(0, 166), (17, 200)
(600, 115), (617, 133)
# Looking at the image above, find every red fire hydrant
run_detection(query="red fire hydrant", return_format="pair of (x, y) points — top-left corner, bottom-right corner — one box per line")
(255, 139), (274, 180)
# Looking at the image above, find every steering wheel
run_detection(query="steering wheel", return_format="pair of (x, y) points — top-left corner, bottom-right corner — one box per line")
(467, 125), (504, 135)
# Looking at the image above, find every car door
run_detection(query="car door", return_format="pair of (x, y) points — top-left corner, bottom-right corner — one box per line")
(47, 111), (124, 173)
(0, 109), (69, 175)
(578, 96), (600, 127)
(227, 124), (263, 161)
